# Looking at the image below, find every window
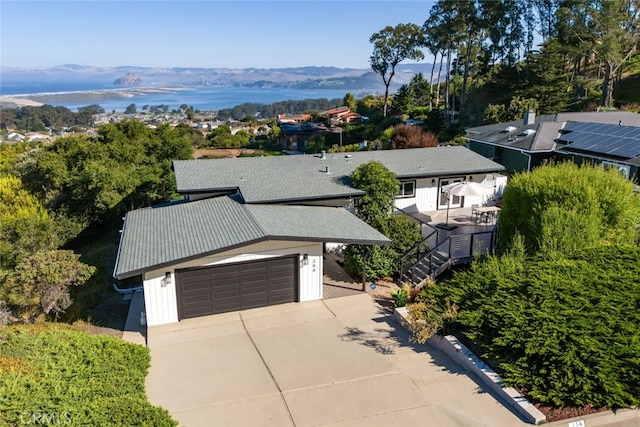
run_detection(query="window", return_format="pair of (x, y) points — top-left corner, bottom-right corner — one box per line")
(397, 181), (416, 198)
(602, 161), (630, 179)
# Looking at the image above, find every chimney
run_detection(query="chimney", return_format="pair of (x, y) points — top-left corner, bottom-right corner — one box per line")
(524, 110), (535, 125)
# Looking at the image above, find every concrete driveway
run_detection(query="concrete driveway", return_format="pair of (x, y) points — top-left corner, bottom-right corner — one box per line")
(145, 294), (527, 427)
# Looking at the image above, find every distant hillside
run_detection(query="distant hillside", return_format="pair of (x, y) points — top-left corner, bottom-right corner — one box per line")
(0, 63), (434, 92)
(113, 72), (144, 86)
(614, 52), (640, 108)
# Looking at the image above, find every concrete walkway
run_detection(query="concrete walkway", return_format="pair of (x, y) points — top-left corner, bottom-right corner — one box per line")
(143, 294), (528, 427)
(323, 253), (363, 299)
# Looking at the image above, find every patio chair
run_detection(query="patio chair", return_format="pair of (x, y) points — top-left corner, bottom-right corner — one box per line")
(471, 204), (481, 222)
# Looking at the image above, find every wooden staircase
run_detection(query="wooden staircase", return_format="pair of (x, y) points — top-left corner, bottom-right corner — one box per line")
(397, 215), (497, 287)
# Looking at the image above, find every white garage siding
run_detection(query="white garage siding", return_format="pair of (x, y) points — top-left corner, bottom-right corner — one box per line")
(143, 240), (323, 326)
(142, 273), (179, 326)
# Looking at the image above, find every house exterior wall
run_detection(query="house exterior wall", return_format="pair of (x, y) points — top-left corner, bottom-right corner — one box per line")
(556, 152), (638, 181)
(469, 141), (496, 160)
(501, 149), (531, 174)
(143, 273), (178, 327)
(469, 141), (532, 174)
(394, 174), (505, 213)
(395, 177), (438, 212)
(142, 240), (323, 326)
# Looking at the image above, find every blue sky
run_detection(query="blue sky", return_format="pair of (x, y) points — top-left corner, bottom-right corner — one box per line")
(1, 1), (436, 69)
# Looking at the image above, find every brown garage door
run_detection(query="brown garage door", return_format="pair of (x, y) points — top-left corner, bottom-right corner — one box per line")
(176, 256), (298, 319)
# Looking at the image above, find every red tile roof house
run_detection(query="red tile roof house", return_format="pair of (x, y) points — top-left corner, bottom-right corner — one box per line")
(323, 106), (364, 125)
(276, 113), (312, 124)
(113, 147), (505, 326)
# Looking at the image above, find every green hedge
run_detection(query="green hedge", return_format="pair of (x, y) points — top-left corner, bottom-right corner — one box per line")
(498, 162), (640, 255)
(437, 244), (640, 408)
(0, 324), (176, 426)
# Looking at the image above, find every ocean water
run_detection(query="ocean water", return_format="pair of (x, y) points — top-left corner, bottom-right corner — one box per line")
(1, 80), (376, 112)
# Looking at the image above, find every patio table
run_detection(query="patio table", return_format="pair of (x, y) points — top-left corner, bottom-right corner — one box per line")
(473, 206), (501, 223)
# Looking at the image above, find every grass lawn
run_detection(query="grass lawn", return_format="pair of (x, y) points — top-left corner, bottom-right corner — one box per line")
(0, 323), (176, 426)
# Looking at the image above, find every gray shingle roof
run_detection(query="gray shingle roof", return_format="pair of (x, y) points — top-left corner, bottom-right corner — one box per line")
(173, 147), (505, 203)
(114, 196), (390, 278)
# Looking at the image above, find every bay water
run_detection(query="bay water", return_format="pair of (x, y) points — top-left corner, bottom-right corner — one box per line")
(1, 81), (377, 112)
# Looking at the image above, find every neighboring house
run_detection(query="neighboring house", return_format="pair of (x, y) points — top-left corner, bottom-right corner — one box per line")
(194, 122), (210, 129)
(114, 147), (505, 326)
(278, 121), (328, 151)
(465, 111), (640, 176)
(322, 106), (364, 125)
(6, 132), (25, 142)
(26, 132), (52, 142)
(277, 113), (312, 124)
(554, 121), (640, 180)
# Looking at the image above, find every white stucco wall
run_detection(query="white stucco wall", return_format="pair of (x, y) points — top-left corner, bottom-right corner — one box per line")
(142, 240), (323, 326)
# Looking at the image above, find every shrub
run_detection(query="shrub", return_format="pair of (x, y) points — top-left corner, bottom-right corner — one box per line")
(435, 244), (640, 408)
(498, 162), (640, 255)
(0, 324), (176, 426)
(343, 215), (421, 280)
(391, 287), (409, 307)
(343, 245), (396, 281)
(344, 161), (421, 280)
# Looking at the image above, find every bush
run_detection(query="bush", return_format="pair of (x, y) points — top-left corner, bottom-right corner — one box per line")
(391, 288), (409, 307)
(343, 215), (422, 281)
(0, 324), (176, 426)
(498, 162), (640, 255)
(434, 244), (640, 408)
(343, 245), (396, 281)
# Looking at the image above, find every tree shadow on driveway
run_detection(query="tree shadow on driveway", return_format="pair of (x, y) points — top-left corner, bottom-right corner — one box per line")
(337, 312), (532, 425)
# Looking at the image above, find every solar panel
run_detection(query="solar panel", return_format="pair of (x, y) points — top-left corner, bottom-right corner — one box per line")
(563, 122), (581, 131)
(619, 127), (640, 138)
(558, 123), (640, 159)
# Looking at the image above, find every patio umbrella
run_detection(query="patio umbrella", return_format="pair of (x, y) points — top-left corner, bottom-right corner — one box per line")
(440, 181), (494, 226)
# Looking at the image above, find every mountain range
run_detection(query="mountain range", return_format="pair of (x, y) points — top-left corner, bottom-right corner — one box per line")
(0, 63), (435, 91)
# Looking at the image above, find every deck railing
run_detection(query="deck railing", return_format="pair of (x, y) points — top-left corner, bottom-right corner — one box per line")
(396, 208), (497, 286)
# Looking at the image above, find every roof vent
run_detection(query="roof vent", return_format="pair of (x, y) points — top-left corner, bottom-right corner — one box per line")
(324, 165), (330, 174)
(345, 154), (352, 159)
(500, 126), (517, 133)
(320, 150), (326, 159)
(518, 129), (536, 137)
